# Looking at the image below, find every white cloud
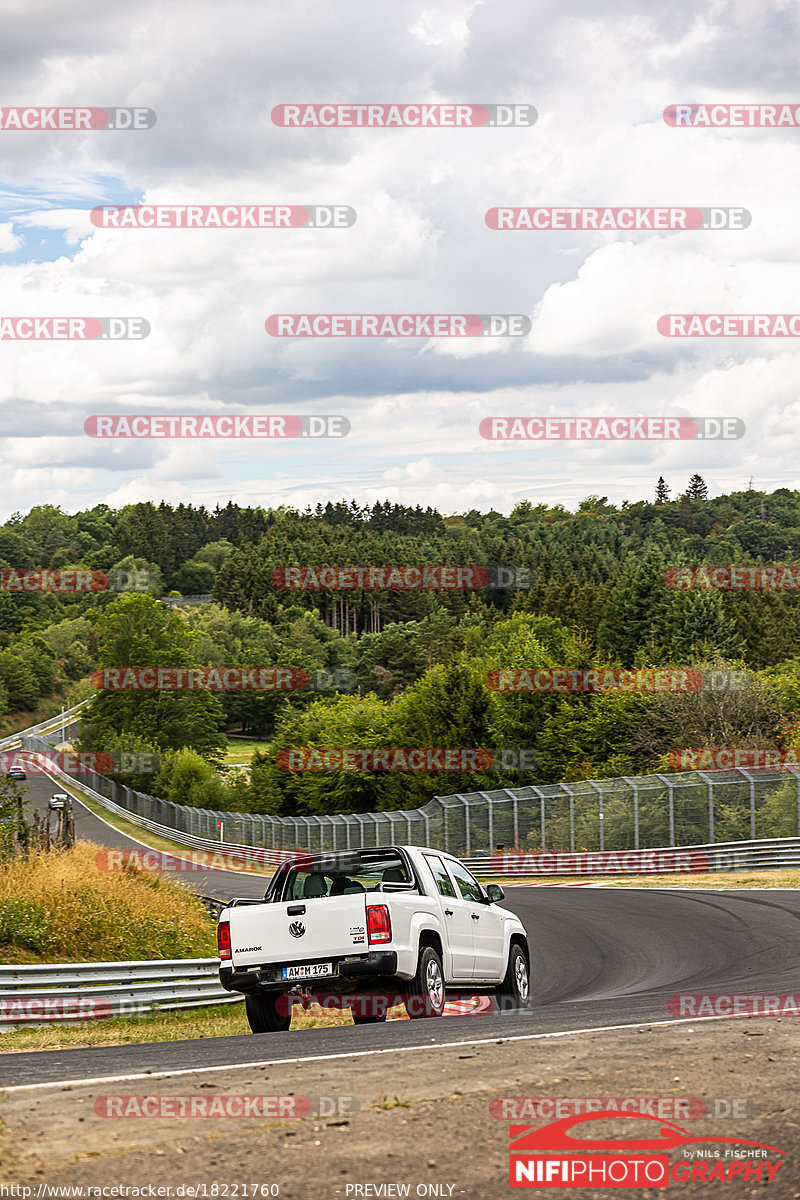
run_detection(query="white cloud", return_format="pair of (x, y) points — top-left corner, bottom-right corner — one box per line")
(0, 0), (798, 516)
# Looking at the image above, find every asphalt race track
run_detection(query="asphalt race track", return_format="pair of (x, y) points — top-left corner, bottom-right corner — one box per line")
(23, 768), (269, 901)
(5, 769), (800, 1091)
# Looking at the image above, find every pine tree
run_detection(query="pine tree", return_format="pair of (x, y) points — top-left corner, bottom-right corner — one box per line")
(664, 589), (744, 662)
(685, 474), (709, 500)
(596, 547), (671, 665)
(655, 477), (670, 504)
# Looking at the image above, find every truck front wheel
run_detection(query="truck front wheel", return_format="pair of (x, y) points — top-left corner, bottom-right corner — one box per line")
(402, 945), (445, 1018)
(495, 943), (532, 1011)
(245, 991), (292, 1033)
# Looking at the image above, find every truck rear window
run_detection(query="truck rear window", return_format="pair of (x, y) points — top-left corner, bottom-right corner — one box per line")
(276, 852), (413, 901)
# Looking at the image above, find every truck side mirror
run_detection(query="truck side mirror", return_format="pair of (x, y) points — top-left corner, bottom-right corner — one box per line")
(486, 883), (505, 902)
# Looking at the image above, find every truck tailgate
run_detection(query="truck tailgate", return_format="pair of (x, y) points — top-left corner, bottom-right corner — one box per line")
(229, 894), (371, 969)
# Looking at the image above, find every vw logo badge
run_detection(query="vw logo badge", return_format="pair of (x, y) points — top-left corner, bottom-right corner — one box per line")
(289, 921), (305, 938)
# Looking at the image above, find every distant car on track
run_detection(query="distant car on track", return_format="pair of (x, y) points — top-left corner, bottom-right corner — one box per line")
(48, 793), (68, 810)
(5, 765), (26, 781)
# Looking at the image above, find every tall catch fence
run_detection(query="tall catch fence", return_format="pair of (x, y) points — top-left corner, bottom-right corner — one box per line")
(21, 726), (800, 858)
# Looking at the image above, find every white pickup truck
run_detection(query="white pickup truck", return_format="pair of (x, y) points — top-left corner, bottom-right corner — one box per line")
(218, 845), (531, 1033)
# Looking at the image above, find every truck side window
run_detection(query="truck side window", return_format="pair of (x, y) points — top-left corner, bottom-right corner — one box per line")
(424, 854), (456, 898)
(447, 859), (484, 903)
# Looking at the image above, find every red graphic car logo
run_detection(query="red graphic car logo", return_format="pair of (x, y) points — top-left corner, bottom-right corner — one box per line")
(510, 1111), (783, 1155)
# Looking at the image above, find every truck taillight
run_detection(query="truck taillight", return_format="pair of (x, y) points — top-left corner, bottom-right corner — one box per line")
(217, 919), (231, 961)
(366, 904), (392, 944)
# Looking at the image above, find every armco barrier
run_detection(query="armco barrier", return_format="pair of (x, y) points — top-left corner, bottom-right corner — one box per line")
(25, 733), (800, 857)
(19, 743), (800, 879)
(480, 841), (800, 876)
(0, 697), (88, 751)
(0, 958), (238, 1029)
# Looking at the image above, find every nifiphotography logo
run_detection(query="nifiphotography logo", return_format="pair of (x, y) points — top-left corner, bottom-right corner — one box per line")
(508, 1111), (784, 1188)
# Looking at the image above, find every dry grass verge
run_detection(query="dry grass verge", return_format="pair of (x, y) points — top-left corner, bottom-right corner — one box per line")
(0, 841), (217, 963)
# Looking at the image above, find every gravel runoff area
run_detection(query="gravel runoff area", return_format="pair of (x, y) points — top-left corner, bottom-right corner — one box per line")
(1, 1015), (797, 1200)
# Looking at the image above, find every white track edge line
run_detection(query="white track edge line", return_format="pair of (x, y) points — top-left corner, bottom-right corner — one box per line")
(0, 1012), (758, 1094)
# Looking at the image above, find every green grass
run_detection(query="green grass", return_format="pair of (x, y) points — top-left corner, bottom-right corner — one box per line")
(221, 737), (270, 764)
(0, 682), (93, 739)
(0, 995), (412, 1053)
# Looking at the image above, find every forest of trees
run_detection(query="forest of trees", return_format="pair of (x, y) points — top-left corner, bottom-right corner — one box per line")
(4, 484), (800, 836)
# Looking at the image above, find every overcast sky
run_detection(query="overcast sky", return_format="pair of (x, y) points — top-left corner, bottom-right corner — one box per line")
(0, 0), (797, 519)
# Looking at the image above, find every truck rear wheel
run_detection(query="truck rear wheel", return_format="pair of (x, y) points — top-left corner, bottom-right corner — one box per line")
(245, 992), (292, 1033)
(495, 943), (531, 1011)
(402, 945), (445, 1018)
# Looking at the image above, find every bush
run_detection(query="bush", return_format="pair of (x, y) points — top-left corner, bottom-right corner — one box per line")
(0, 898), (53, 953)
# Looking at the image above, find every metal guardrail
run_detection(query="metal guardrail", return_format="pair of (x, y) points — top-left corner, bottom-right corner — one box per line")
(0, 958), (238, 1028)
(21, 743), (288, 869)
(160, 594), (214, 606)
(18, 746), (800, 881)
(20, 726), (800, 858)
(463, 838), (800, 877)
(0, 698), (89, 752)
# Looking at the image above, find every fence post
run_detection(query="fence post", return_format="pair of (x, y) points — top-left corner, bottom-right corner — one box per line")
(737, 769), (757, 840)
(478, 792), (495, 851)
(587, 781), (604, 851)
(443, 803), (449, 854)
(622, 777), (639, 849)
(791, 768), (800, 835)
(528, 786), (546, 852)
(697, 771), (715, 843)
(561, 784), (575, 852)
(459, 796), (471, 857)
(655, 774), (675, 847)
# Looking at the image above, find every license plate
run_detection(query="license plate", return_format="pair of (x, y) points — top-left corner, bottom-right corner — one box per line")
(282, 961), (334, 981)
